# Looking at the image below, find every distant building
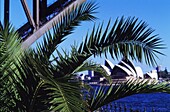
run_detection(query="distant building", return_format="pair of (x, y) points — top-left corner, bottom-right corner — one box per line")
(145, 70), (158, 80)
(87, 58), (159, 83)
(101, 58), (145, 80)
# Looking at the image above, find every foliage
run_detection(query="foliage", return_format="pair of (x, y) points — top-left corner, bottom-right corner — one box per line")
(0, 24), (23, 111)
(0, 1), (169, 112)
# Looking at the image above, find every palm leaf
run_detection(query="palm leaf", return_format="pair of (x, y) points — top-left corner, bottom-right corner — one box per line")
(78, 16), (165, 66)
(36, 1), (97, 60)
(0, 51), (49, 112)
(49, 16), (164, 81)
(73, 61), (112, 83)
(0, 24), (23, 111)
(29, 56), (85, 112)
(45, 16), (165, 86)
(46, 47), (111, 83)
(0, 23), (22, 72)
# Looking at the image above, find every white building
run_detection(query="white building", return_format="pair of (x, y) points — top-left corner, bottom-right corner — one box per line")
(89, 58), (158, 83)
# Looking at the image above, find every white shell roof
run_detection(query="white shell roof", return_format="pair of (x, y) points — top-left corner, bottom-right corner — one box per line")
(115, 64), (133, 76)
(121, 61), (137, 77)
(105, 59), (115, 69)
(101, 65), (111, 76)
(135, 66), (144, 79)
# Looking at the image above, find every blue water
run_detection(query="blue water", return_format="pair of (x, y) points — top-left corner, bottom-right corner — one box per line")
(91, 85), (170, 111)
(114, 93), (170, 112)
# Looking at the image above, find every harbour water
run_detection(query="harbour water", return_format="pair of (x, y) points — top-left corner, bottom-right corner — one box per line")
(112, 93), (170, 112)
(92, 85), (170, 112)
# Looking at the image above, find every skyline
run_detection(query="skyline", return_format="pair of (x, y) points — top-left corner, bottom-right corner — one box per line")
(1, 0), (170, 73)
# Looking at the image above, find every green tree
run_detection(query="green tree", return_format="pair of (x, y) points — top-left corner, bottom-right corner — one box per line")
(0, 1), (169, 112)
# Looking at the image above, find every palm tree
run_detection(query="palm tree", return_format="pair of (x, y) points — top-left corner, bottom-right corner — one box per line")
(0, 1), (169, 112)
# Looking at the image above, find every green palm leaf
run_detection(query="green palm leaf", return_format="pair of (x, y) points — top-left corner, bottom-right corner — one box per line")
(0, 23), (22, 72)
(29, 56), (85, 112)
(0, 24), (23, 111)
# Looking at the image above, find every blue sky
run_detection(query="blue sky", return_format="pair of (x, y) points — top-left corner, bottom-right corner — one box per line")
(97, 0), (170, 72)
(1, 0), (170, 73)
(63, 0), (170, 73)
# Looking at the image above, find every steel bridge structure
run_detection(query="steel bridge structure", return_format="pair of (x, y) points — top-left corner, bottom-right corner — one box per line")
(0, 0), (85, 49)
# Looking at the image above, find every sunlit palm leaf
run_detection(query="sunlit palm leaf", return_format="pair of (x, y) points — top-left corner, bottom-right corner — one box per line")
(0, 24), (23, 111)
(0, 23), (22, 72)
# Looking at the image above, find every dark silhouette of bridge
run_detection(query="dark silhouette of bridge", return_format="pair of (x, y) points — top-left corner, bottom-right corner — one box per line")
(0, 0), (85, 49)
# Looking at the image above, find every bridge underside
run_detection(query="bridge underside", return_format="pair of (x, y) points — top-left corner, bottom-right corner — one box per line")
(1, 0), (85, 49)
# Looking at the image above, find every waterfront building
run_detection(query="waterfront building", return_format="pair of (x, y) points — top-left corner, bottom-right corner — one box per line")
(87, 58), (159, 83)
(145, 70), (158, 80)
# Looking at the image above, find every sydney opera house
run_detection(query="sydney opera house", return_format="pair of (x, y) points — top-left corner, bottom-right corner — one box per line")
(84, 58), (159, 83)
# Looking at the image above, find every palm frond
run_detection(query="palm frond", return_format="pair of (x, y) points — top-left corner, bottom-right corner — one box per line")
(29, 56), (85, 112)
(88, 79), (170, 111)
(52, 49), (90, 77)
(0, 23), (22, 72)
(46, 47), (111, 83)
(78, 16), (165, 66)
(13, 55), (45, 112)
(0, 52), (48, 112)
(0, 24), (23, 111)
(48, 16), (164, 83)
(45, 78), (84, 112)
(71, 60), (112, 83)
(36, 1), (97, 60)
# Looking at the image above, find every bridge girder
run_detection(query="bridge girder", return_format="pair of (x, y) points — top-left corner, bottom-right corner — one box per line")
(1, 0), (86, 49)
